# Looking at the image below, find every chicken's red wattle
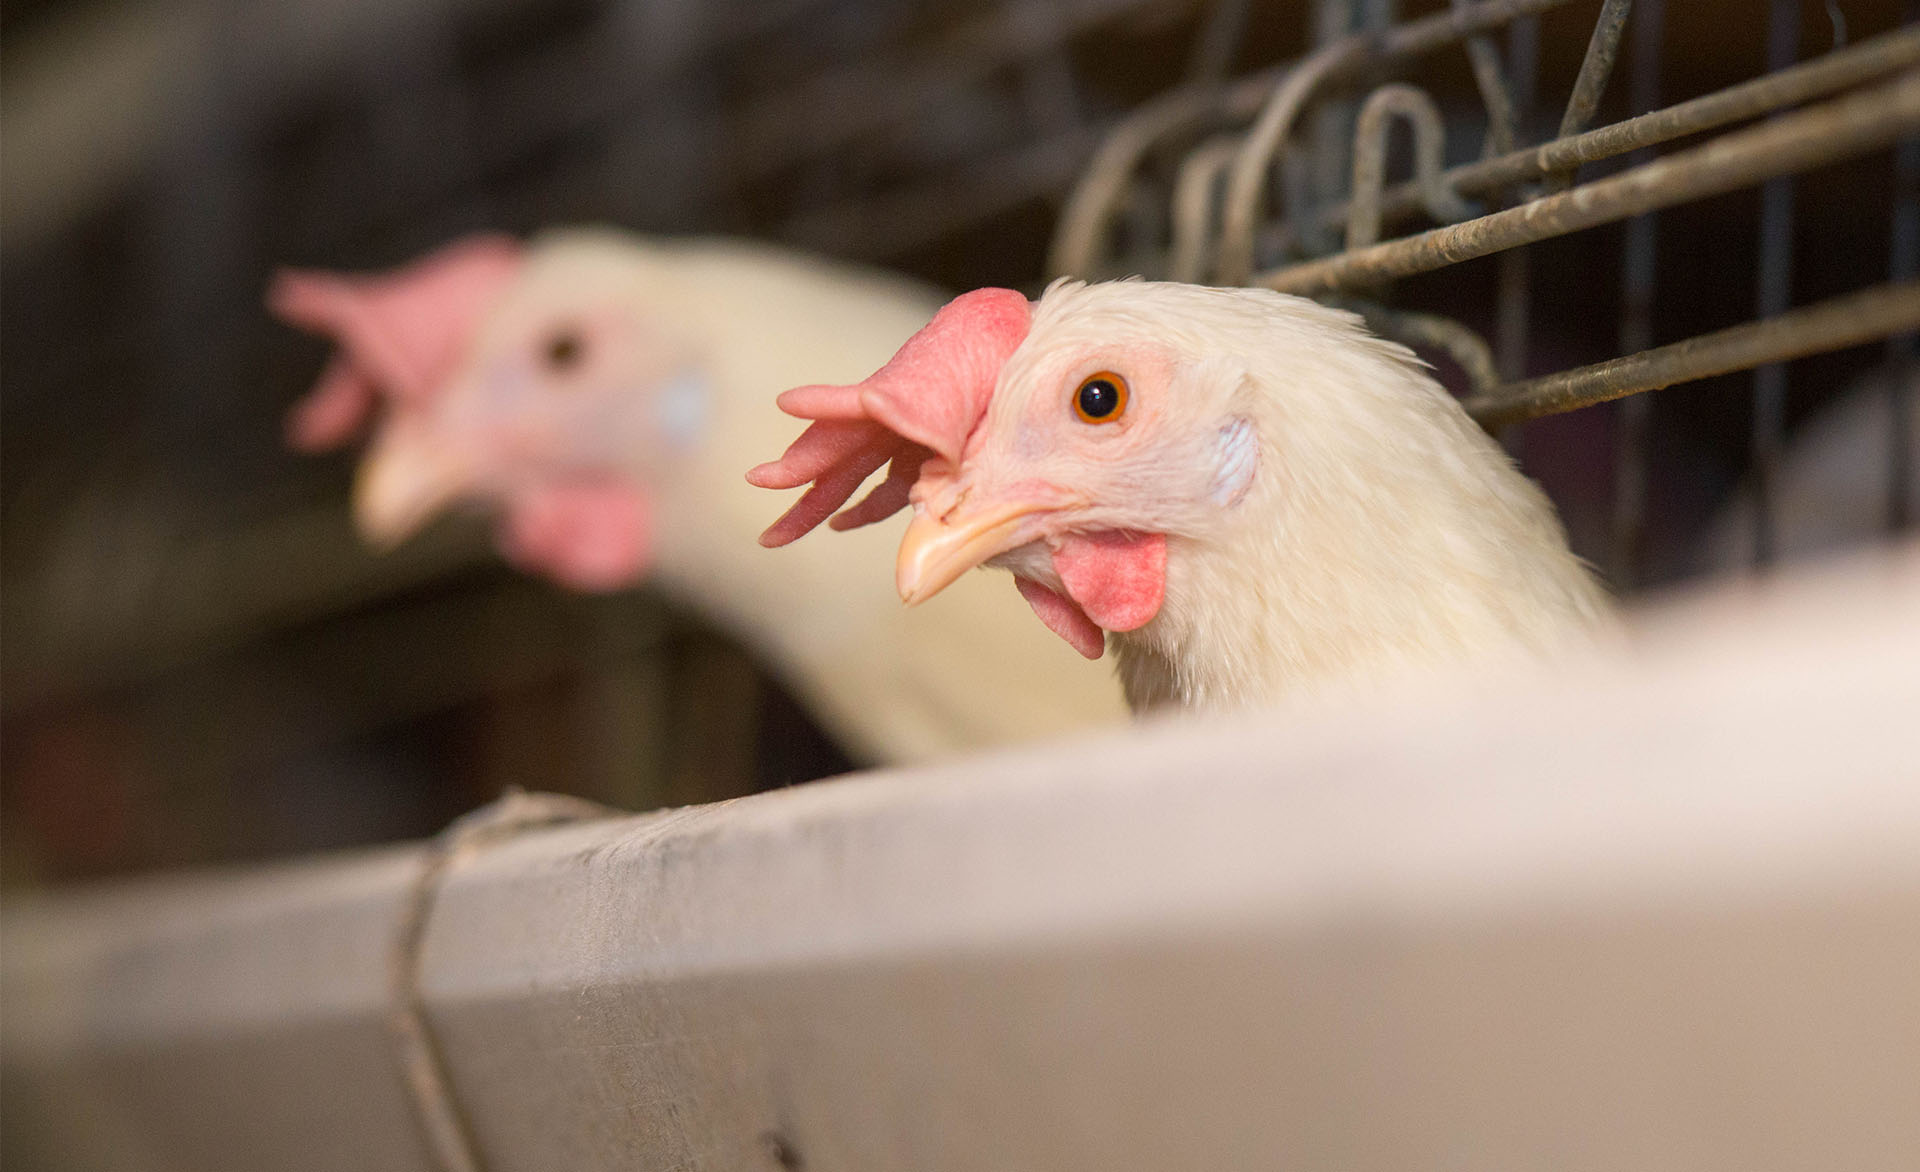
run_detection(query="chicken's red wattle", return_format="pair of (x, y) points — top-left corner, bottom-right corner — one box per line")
(1015, 577), (1107, 659)
(497, 478), (652, 591)
(1009, 532), (1167, 659)
(1052, 531), (1167, 633)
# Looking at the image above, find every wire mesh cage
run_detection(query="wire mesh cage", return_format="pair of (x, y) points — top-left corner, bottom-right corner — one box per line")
(1049, 0), (1919, 585)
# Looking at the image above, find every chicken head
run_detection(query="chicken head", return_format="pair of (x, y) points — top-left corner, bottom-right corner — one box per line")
(273, 234), (710, 590)
(751, 281), (1267, 659)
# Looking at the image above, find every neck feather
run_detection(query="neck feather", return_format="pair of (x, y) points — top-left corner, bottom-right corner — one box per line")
(1114, 356), (1611, 713)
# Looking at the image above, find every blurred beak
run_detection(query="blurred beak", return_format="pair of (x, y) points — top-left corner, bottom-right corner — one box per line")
(353, 432), (475, 547)
(896, 497), (1057, 605)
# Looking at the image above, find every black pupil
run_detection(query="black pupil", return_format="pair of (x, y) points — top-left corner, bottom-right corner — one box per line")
(1078, 378), (1120, 418)
(544, 330), (584, 371)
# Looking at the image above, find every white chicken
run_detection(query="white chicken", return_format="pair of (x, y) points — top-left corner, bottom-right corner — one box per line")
(752, 279), (1614, 712)
(273, 230), (1127, 762)
(1694, 362), (1920, 575)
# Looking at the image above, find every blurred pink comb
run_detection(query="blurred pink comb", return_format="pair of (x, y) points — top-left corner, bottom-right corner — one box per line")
(270, 233), (525, 451)
(748, 287), (1030, 546)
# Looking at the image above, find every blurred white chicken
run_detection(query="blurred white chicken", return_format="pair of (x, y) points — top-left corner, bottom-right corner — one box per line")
(1695, 362), (1920, 574)
(753, 280), (1615, 712)
(272, 230), (1127, 763)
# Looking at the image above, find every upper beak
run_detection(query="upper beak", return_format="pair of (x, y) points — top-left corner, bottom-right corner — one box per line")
(353, 431), (475, 547)
(895, 496), (1057, 605)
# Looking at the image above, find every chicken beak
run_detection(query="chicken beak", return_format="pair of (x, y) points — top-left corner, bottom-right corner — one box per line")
(352, 432), (475, 548)
(895, 498), (1050, 606)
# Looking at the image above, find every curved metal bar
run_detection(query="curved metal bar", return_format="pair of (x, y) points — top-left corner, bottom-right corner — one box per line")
(1051, 27), (1919, 297)
(1170, 136), (1244, 282)
(1049, 0), (1577, 280)
(1346, 84), (1475, 250)
(1303, 26), (1920, 254)
(1049, 84), (1249, 278)
(1214, 40), (1366, 285)
(1260, 71), (1920, 297)
(1280, 142), (1337, 257)
(1336, 299), (1502, 394)
(1214, 0), (1574, 285)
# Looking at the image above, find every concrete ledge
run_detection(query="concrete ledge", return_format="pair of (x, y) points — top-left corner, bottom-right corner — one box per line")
(8, 547), (1920, 1171)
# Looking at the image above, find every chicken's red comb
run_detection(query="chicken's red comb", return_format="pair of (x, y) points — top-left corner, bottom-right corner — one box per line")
(270, 233), (525, 450)
(748, 287), (1030, 546)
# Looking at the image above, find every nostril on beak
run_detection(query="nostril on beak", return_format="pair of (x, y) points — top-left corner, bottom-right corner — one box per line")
(937, 485), (972, 525)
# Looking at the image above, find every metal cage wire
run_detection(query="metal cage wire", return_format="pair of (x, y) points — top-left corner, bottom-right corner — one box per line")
(1050, 0), (1920, 582)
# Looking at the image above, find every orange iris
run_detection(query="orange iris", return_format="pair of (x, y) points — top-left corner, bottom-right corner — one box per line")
(1073, 371), (1130, 424)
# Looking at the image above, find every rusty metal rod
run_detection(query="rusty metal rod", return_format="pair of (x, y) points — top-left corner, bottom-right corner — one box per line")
(1452, 0), (1518, 156)
(1336, 300), (1502, 394)
(1609, 0), (1664, 588)
(1220, 0), (1603, 283)
(1346, 84), (1474, 249)
(1490, 2), (1541, 456)
(1049, 0), (1578, 278)
(1050, 22), (1916, 284)
(1306, 26), (1920, 250)
(1211, 40), (1366, 282)
(1546, 0), (1634, 191)
(1260, 70), (1920, 296)
(1560, 0), (1633, 137)
(1463, 282), (1920, 429)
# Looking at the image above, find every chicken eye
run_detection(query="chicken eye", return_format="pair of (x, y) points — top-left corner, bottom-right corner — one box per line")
(1073, 372), (1130, 424)
(543, 328), (586, 373)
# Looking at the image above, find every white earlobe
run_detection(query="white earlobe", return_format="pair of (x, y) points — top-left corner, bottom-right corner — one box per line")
(1208, 415), (1258, 507)
(654, 368), (711, 449)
